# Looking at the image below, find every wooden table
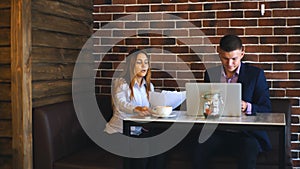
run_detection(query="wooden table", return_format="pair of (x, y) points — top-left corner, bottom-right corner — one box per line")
(123, 111), (286, 168)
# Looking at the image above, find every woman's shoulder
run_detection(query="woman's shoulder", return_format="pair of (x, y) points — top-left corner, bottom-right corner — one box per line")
(113, 78), (129, 89)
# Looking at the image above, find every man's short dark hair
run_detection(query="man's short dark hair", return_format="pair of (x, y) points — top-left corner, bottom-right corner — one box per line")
(220, 34), (243, 52)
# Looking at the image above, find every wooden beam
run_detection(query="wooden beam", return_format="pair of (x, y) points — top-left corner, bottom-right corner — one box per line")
(11, 0), (32, 169)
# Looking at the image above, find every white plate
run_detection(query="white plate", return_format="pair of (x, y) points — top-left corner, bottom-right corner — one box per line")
(152, 113), (176, 118)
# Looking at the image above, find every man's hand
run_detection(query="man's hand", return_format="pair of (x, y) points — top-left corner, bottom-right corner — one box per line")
(241, 100), (248, 112)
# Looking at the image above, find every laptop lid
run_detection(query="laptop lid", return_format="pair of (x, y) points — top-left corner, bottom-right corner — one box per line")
(186, 83), (242, 117)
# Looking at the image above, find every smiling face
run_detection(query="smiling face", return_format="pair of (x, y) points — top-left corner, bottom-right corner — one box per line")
(219, 48), (244, 76)
(134, 53), (149, 78)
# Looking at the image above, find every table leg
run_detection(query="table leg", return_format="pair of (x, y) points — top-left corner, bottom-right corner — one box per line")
(279, 126), (286, 169)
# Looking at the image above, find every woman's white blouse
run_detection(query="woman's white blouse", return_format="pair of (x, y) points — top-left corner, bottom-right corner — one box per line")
(104, 78), (154, 134)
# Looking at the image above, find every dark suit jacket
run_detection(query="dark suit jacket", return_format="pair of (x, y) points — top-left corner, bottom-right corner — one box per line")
(204, 62), (272, 151)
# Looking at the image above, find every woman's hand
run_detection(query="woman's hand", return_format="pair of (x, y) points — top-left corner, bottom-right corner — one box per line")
(241, 100), (248, 112)
(134, 106), (151, 116)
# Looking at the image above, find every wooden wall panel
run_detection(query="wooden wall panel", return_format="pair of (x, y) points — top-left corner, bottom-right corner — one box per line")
(0, 28), (10, 46)
(0, 47), (10, 64)
(31, 0), (93, 107)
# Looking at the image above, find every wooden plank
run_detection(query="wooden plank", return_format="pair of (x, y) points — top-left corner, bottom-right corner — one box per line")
(0, 9), (10, 27)
(0, 83), (10, 101)
(32, 29), (88, 49)
(31, 47), (79, 63)
(0, 0), (10, 8)
(0, 47), (10, 64)
(0, 65), (11, 82)
(32, 80), (72, 99)
(11, 0), (32, 168)
(0, 28), (10, 46)
(0, 120), (12, 137)
(0, 138), (12, 155)
(0, 101), (11, 119)
(0, 156), (12, 169)
(32, 94), (72, 108)
(32, 11), (92, 36)
(32, 0), (92, 22)
(32, 63), (74, 81)
(58, 0), (93, 10)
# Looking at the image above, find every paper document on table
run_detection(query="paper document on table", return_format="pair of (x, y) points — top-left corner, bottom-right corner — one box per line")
(149, 91), (186, 109)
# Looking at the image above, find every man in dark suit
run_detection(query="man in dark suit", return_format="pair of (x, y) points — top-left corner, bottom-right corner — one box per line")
(193, 35), (272, 169)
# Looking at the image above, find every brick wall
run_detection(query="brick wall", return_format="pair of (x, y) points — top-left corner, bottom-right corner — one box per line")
(93, 0), (300, 167)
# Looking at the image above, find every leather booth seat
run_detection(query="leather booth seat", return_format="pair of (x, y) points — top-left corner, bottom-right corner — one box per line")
(33, 96), (292, 169)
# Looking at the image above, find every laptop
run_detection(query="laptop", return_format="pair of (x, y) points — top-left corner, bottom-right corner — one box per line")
(185, 83), (242, 117)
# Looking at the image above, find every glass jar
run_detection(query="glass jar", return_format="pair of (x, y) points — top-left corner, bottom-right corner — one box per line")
(202, 93), (223, 118)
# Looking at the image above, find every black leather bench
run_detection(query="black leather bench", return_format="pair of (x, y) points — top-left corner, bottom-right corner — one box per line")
(33, 96), (293, 169)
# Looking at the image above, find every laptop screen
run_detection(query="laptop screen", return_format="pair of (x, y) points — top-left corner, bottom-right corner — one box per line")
(185, 83), (242, 117)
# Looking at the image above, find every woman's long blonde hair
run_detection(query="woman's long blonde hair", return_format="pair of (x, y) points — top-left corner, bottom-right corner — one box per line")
(121, 49), (151, 101)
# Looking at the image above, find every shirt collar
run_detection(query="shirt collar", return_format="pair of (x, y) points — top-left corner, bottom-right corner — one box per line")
(221, 64), (241, 78)
(134, 78), (146, 88)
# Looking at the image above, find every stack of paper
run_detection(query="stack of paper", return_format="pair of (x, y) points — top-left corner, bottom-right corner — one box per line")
(149, 90), (186, 109)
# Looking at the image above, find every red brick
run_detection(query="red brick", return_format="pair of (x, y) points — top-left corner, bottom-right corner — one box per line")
(101, 22), (124, 29)
(138, 30), (163, 37)
(190, 62), (206, 70)
(163, 0), (189, 3)
(291, 125), (300, 133)
(178, 54), (203, 62)
(138, 13), (162, 20)
(288, 55), (300, 62)
(126, 6), (149, 12)
(248, 63), (271, 70)
(152, 71), (176, 78)
(163, 46), (189, 54)
(217, 11), (243, 19)
(245, 28), (272, 35)
(231, 19), (257, 27)
(289, 36), (300, 44)
(113, 14), (136, 20)
(125, 38), (149, 45)
(265, 72), (288, 79)
(288, 1), (300, 8)
(288, 19), (300, 26)
(96, 62), (113, 69)
(231, 2), (257, 9)
(203, 20), (229, 27)
(138, 0), (162, 3)
(292, 107), (300, 115)
(177, 4), (203, 11)
(178, 72), (203, 79)
(125, 22), (149, 29)
(243, 54), (258, 62)
(273, 81), (299, 88)
(150, 38), (176, 45)
(163, 79), (187, 88)
(112, 46), (135, 53)
(190, 12), (215, 19)
(287, 89), (300, 97)
(273, 9), (300, 17)
(274, 45), (300, 53)
(94, 0), (112, 5)
(150, 21), (175, 28)
(113, 0), (136, 4)
(260, 37), (287, 44)
(259, 19), (286, 26)
(101, 38), (125, 45)
(241, 37), (259, 44)
(290, 72), (300, 79)
(195, 28), (216, 36)
(217, 28), (244, 35)
(163, 13), (188, 20)
(151, 54), (176, 62)
(265, 1), (286, 8)
(113, 30), (136, 37)
(163, 30), (188, 37)
(177, 37), (203, 45)
(100, 5), (124, 12)
(204, 3), (229, 10)
(93, 14), (112, 21)
(259, 54), (287, 62)
(245, 10), (271, 18)
(269, 89), (285, 97)
(274, 27), (300, 35)
(273, 63), (300, 71)
(151, 5), (175, 12)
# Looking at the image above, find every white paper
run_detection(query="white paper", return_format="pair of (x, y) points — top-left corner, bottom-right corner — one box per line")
(149, 90), (186, 109)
